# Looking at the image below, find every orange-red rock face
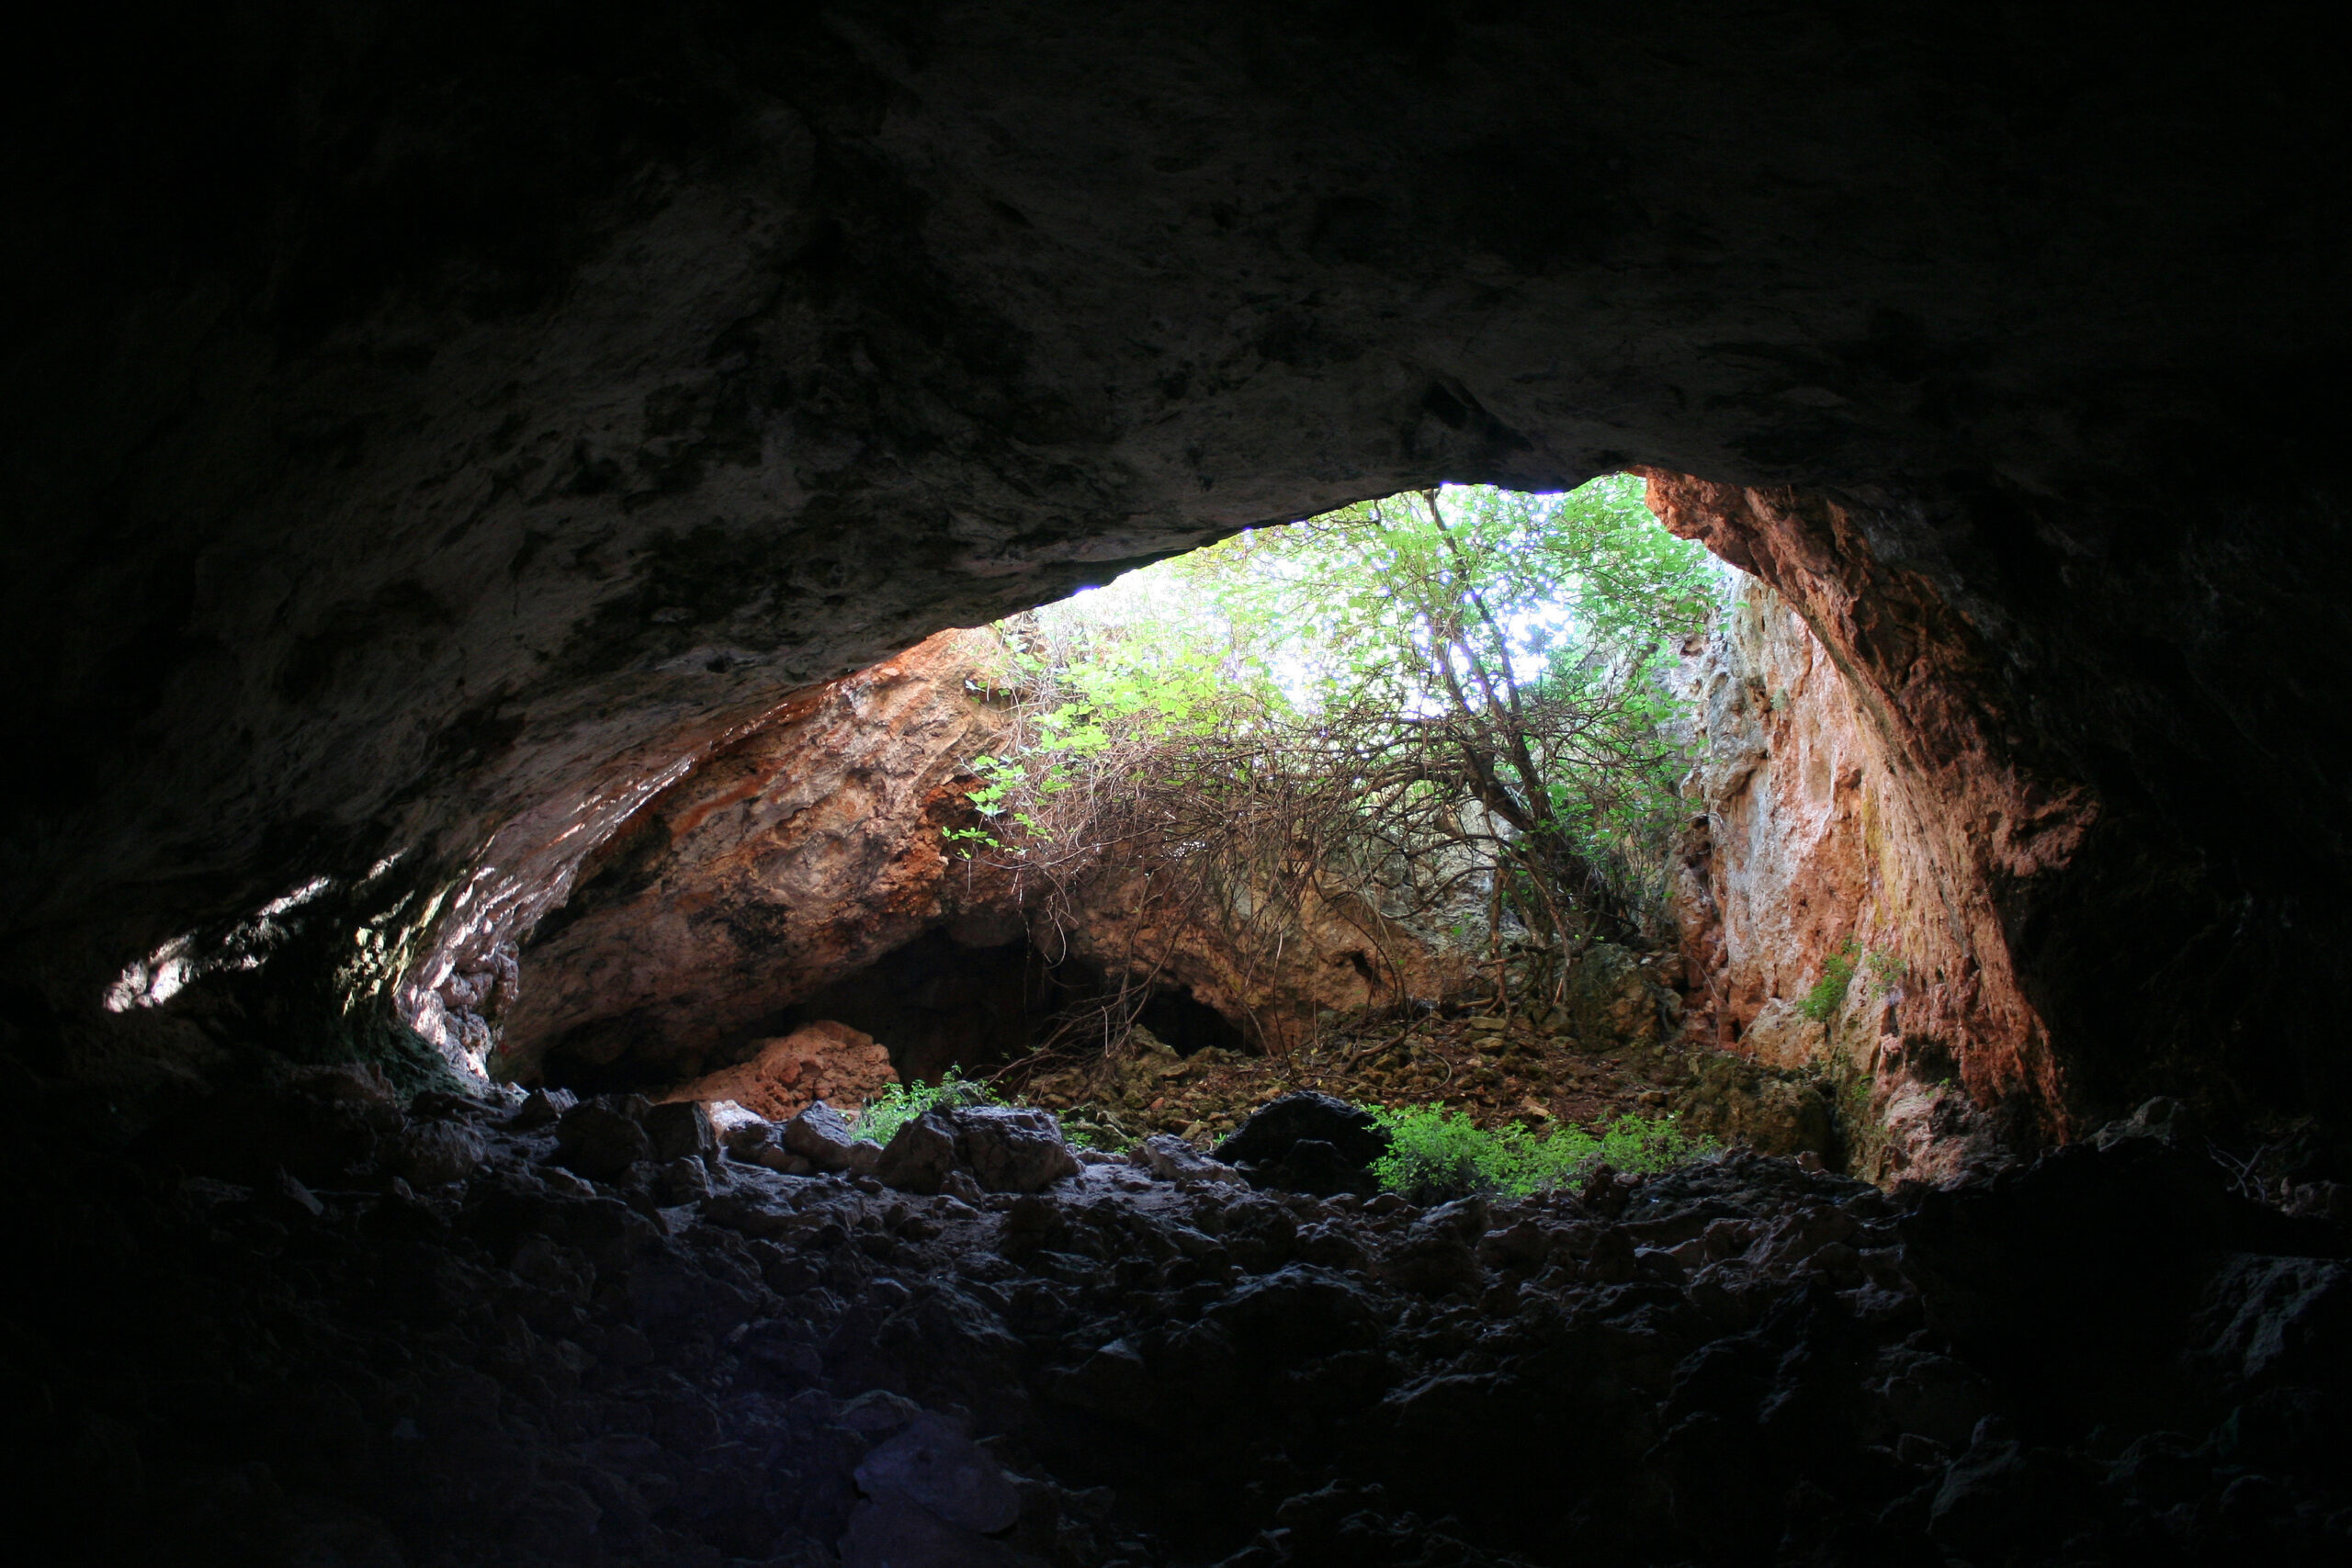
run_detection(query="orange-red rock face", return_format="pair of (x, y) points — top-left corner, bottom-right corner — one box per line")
(487, 628), (1479, 1087)
(1647, 474), (2098, 1145)
(492, 631), (1020, 1082)
(1054, 864), (1478, 1058)
(658, 1020), (895, 1123)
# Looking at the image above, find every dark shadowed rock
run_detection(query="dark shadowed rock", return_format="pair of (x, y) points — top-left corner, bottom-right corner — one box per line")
(2195, 1253), (2352, 1386)
(134, 1067), (405, 1187)
(1216, 1094), (1390, 1176)
(552, 1098), (652, 1182)
(1204, 1266), (1383, 1359)
(876, 1111), (961, 1195)
(840, 1496), (1018, 1568)
(390, 1121), (487, 1187)
(853, 1412), (1021, 1535)
(642, 1100), (718, 1163)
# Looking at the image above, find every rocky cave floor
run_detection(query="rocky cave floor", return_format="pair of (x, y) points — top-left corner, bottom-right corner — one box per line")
(7, 1065), (2350, 1568)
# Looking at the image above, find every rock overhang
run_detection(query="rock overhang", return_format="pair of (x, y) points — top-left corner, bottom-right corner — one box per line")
(4, 3), (2346, 1134)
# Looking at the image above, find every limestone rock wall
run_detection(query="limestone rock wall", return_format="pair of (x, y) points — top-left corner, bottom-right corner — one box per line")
(1653, 469), (2097, 1168)
(484, 629), (1477, 1086)
(486, 630), (1022, 1083)
(1673, 572), (2041, 1175)
(1052, 865), (1482, 1059)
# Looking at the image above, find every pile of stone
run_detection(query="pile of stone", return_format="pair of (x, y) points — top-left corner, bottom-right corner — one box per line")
(16, 1067), (2344, 1566)
(562, 1089), (1088, 1201)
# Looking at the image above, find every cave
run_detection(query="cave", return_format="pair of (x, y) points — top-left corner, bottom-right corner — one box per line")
(5, 6), (2348, 1565)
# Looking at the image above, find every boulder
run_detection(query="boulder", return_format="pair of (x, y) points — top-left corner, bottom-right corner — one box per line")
(390, 1121), (487, 1187)
(1674, 1055), (1836, 1160)
(654, 1156), (712, 1205)
(643, 1100), (718, 1164)
(1259, 1137), (1378, 1200)
(853, 1412), (1022, 1534)
(510, 1087), (578, 1129)
(552, 1097), (653, 1181)
(954, 1105), (1078, 1193)
(876, 1111), (961, 1194)
(782, 1101), (876, 1174)
(1216, 1093), (1389, 1172)
(704, 1100), (774, 1156)
(1565, 942), (1668, 1049)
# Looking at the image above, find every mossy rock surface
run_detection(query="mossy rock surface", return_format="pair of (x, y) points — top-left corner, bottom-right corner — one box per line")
(1675, 1054), (1838, 1162)
(1565, 943), (1667, 1051)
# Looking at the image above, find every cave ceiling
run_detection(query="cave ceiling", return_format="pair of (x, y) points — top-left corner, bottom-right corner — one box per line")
(5, 4), (2346, 1106)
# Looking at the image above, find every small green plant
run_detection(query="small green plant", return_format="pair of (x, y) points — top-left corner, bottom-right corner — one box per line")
(945, 755), (1035, 854)
(1061, 1110), (1135, 1153)
(1367, 1103), (1715, 1203)
(1864, 949), (1905, 991)
(1801, 940), (1861, 1023)
(854, 1066), (995, 1145)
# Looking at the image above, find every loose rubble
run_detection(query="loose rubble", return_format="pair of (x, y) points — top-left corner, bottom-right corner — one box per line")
(5, 1066), (2346, 1567)
(1012, 1011), (1825, 1159)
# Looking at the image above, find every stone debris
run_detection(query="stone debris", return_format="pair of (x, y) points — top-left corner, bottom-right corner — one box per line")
(22, 1074), (2343, 1567)
(662, 1019), (899, 1123)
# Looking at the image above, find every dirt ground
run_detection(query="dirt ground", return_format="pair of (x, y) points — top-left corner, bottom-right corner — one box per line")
(1001, 1010), (1693, 1149)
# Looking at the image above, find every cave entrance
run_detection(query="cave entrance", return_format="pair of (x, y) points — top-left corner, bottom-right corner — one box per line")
(501, 476), (1736, 1153)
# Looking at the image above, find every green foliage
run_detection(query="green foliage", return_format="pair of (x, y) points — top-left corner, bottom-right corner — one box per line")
(945, 754), (1032, 852)
(971, 477), (1723, 947)
(1802, 941), (1861, 1023)
(1801, 941), (1905, 1023)
(854, 1066), (994, 1145)
(1367, 1102), (1716, 1203)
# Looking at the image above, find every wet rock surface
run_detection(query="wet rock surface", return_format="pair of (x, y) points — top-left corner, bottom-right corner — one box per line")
(10, 1077), (2346, 1566)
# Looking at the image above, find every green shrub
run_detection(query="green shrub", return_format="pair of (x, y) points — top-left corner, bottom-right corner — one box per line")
(1367, 1103), (1716, 1203)
(854, 1066), (993, 1145)
(1800, 941), (1860, 1023)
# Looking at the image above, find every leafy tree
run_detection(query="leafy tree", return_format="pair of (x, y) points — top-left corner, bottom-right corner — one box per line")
(1170, 478), (1714, 945)
(961, 477), (1716, 1037)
